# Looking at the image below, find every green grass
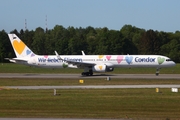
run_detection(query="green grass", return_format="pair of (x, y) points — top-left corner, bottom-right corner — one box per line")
(0, 63), (178, 74)
(0, 88), (180, 119)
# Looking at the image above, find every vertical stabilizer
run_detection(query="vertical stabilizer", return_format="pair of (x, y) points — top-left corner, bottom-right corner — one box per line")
(8, 34), (35, 58)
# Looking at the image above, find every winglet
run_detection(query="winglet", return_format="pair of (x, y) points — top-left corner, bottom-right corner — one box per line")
(55, 51), (62, 60)
(81, 51), (85, 56)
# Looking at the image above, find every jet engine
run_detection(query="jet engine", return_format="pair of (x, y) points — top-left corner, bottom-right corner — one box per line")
(92, 64), (114, 72)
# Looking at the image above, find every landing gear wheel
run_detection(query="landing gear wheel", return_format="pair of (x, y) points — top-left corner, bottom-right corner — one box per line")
(81, 72), (89, 76)
(156, 68), (160, 76)
(81, 72), (85, 76)
(89, 70), (93, 76)
(155, 73), (159, 76)
(81, 72), (93, 76)
(86, 72), (89, 76)
(89, 72), (93, 76)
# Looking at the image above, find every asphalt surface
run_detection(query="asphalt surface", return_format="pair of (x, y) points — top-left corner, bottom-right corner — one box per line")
(1, 84), (180, 90)
(0, 73), (180, 79)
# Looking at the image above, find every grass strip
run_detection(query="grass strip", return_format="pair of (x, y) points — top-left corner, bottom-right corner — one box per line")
(0, 88), (180, 119)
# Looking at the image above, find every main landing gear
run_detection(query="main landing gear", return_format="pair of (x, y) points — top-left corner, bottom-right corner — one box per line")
(81, 70), (93, 76)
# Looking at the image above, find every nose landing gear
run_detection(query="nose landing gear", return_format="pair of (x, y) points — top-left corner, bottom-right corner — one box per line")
(156, 68), (160, 76)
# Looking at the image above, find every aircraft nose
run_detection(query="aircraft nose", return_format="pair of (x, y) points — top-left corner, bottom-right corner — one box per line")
(165, 60), (176, 67)
(169, 60), (176, 66)
(172, 61), (176, 66)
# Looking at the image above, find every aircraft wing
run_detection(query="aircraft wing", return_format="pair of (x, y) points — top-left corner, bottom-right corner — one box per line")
(66, 60), (95, 67)
(55, 51), (95, 67)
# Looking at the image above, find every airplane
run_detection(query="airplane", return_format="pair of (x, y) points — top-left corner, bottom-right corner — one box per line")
(6, 34), (175, 76)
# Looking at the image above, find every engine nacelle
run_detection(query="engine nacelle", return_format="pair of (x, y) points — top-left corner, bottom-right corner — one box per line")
(92, 65), (114, 72)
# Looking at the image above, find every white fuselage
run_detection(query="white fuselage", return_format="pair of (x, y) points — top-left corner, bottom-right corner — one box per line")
(24, 54), (175, 69)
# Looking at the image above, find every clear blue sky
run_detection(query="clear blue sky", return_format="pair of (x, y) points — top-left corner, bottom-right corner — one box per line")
(1, 0), (180, 33)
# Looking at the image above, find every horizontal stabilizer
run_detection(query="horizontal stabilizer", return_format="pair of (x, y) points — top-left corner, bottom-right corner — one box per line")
(4, 57), (28, 63)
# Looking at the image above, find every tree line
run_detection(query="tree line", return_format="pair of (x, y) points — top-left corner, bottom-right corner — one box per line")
(0, 24), (180, 63)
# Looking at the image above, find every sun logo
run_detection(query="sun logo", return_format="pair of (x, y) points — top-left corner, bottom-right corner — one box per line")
(98, 55), (104, 59)
(13, 40), (25, 55)
(99, 65), (103, 70)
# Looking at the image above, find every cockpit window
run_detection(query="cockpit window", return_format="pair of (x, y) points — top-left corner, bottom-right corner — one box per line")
(166, 59), (172, 61)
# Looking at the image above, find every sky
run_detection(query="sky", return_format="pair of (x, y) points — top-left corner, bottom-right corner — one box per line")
(1, 0), (180, 33)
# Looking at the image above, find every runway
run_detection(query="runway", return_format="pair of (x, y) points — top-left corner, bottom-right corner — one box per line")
(0, 73), (180, 79)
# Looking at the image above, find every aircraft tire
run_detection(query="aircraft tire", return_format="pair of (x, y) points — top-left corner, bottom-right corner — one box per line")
(81, 72), (89, 76)
(156, 73), (159, 76)
(86, 72), (89, 76)
(89, 72), (93, 76)
(81, 72), (93, 76)
(81, 72), (85, 76)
